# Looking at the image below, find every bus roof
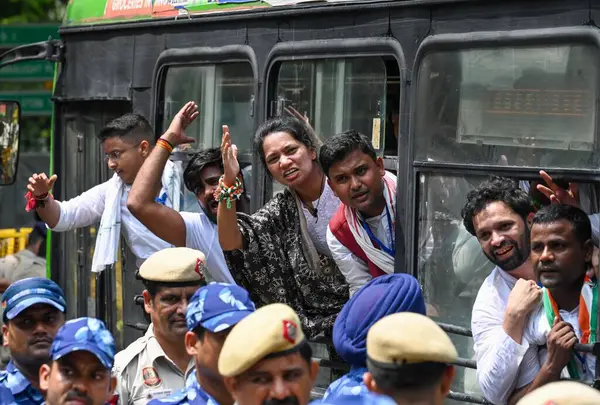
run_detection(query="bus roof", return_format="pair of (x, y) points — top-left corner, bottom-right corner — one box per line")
(63, 0), (367, 27)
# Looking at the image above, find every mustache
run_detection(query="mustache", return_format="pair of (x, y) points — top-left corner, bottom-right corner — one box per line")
(167, 312), (186, 326)
(65, 390), (93, 405)
(28, 335), (52, 345)
(263, 397), (300, 405)
(492, 240), (515, 255)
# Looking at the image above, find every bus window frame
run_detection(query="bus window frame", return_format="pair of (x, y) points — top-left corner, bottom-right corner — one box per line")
(150, 45), (260, 209)
(406, 26), (600, 276)
(262, 37), (408, 271)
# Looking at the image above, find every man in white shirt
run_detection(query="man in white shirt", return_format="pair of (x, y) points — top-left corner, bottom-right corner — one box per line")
(27, 112), (183, 272)
(461, 176), (545, 405)
(514, 204), (593, 401)
(127, 103), (249, 284)
(319, 130), (397, 296)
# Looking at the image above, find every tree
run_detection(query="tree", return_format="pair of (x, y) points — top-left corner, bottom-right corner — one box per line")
(0, 0), (68, 23)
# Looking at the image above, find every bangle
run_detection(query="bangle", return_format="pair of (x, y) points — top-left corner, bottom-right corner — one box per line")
(157, 138), (174, 153)
(213, 175), (244, 209)
(25, 191), (53, 212)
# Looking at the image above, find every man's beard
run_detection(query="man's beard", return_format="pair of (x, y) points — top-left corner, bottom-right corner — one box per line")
(263, 396), (300, 405)
(484, 231), (530, 272)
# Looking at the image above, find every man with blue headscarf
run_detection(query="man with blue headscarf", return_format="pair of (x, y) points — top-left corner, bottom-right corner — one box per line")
(324, 274), (426, 400)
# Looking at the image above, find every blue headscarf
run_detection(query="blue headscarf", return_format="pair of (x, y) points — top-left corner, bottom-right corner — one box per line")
(333, 274), (426, 368)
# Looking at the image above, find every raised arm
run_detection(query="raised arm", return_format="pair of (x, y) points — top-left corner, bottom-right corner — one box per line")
(473, 279), (542, 404)
(217, 125), (244, 251)
(127, 101), (199, 247)
(27, 173), (61, 228)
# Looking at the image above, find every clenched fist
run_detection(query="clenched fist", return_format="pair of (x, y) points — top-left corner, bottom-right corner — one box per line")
(506, 279), (542, 318)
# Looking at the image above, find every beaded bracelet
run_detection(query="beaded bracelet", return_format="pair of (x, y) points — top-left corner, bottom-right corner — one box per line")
(214, 175), (244, 209)
(157, 138), (174, 153)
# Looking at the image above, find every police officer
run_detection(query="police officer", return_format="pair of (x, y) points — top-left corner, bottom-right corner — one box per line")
(149, 283), (256, 405)
(0, 222), (48, 369)
(39, 317), (117, 405)
(363, 312), (457, 405)
(219, 303), (320, 405)
(0, 222), (47, 291)
(0, 277), (67, 404)
(515, 381), (600, 405)
(113, 247), (207, 405)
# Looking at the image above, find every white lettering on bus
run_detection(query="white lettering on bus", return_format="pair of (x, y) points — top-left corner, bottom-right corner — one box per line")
(111, 0), (152, 11)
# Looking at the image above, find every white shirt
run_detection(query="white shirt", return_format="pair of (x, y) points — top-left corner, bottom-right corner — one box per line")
(588, 213), (600, 246)
(524, 286), (596, 382)
(301, 181), (341, 257)
(53, 182), (173, 268)
(179, 211), (235, 284)
(471, 266), (540, 405)
(326, 211), (392, 296)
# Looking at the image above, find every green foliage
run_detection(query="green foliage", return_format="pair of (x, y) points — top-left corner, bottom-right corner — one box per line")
(0, 0), (67, 23)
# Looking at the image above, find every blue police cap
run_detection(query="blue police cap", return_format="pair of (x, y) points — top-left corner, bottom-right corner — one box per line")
(186, 283), (255, 333)
(50, 317), (115, 369)
(2, 277), (66, 321)
(312, 394), (397, 405)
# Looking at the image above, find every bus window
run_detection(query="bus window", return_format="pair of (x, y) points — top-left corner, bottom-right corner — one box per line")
(268, 56), (394, 196)
(161, 63), (255, 153)
(271, 57), (388, 149)
(415, 44), (599, 169)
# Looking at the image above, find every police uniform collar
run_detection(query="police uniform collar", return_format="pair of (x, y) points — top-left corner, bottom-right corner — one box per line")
(145, 325), (195, 375)
(4, 361), (35, 396)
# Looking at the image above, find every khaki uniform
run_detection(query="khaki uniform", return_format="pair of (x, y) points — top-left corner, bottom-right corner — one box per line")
(0, 249), (46, 369)
(112, 247), (207, 405)
(112, 324), (195, 405)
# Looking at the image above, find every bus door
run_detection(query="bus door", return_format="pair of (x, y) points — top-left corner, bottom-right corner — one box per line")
(409, 28), (600, 403)
(54, 101), (133, 350)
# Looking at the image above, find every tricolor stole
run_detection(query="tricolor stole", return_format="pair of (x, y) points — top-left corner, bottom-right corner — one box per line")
(542, 277), (598, 379)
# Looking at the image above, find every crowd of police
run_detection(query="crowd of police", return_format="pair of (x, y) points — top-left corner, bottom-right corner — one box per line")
(0, 101), (597, 404)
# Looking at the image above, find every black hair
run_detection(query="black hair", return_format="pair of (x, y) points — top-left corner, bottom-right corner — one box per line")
(142, 279), (206, 298)
(461, 176), (535, 236)
(183, 148), (223, 194)
(318, 130), (377, 177)
(97, 113), (154, 144)
(253, 116), (320, 176)
(367, 359), (448, 395)
(28, 223), (47, 258)
(192, 325), (206, 341)
(263, 340), (313, 368)
(532, 204), (591, 246)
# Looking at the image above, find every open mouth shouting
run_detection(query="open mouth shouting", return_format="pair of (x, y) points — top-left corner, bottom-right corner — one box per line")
(283, 168), (300, 181)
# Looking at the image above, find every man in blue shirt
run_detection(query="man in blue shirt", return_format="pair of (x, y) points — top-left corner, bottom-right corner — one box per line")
(39, 317), (116, 405)
(149, 283), (255, 405)
(0, 277), (67, 404)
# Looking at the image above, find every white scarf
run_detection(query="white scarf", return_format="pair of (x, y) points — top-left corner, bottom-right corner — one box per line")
(344, 171), (397, 274)
(90, 160), (182, 273)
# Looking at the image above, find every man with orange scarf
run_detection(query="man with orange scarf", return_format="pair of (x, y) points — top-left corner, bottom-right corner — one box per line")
(513, 204), (596, 403)
(320, 131), (397, 296)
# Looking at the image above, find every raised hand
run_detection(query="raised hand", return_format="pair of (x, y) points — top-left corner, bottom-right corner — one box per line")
(162, 101), (199, 146)
(221, 125), (239, 187)
(506, 279), (542, 318)
(284, 106), (310, 124)
(537, 170), (579, 207)
(27, 173), (57, 197)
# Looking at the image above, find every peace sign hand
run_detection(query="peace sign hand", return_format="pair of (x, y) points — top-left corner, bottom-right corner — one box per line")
(162, 101), (199, 146)
(221, 125), (239, 187)
(536, 170), (579, 208)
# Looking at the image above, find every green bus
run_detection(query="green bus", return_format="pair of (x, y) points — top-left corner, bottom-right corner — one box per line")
(2, 0), (600, 402)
